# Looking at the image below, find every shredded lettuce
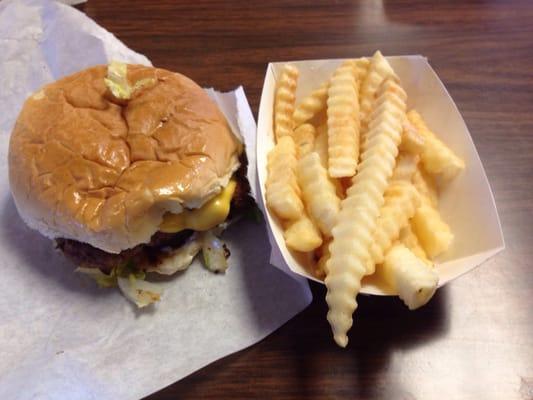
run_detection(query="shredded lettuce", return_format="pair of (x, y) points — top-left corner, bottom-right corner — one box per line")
(76, 261), (161, 308)
(116, 260), (145, 280)
(104, 61), (156, 100)
(104, 61), (131, 99)
(75, 227), (232, 308)
(75, 267), (117, 288)
(117, 275), (162, 308)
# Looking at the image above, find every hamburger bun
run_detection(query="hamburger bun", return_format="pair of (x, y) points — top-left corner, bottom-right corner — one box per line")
(8, 64), (241, 254)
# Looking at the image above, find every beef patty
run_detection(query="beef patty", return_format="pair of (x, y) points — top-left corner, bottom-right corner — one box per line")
(56, 155), (255, 274)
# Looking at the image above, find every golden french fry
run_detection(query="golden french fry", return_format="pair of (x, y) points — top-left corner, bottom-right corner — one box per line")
(284, 214), (323, 252)
(274, 65), (299, 141)
(293, 123), (316, 159)
(391, 153), (420, 182)
(315, 239), (331, 280)
(327, 61), (360, 178)
(380, 243), (438, 310)
(314, 123), (328, 167)
(314, 124), (345, 199)
(399, 225), (431, 265)
(340, 58), (369, 87)
(265, 136), (304, 220)
(359, 51), (399, 138)
(365, 181), (421, 274)
(411, 203), (454, 259)
(412, 165), (439, 207)
(297, 152), (341, 237)
(325, 78), (406, 347)
(410, 161), (452, 258)
(293, 82), (329, 127)
(407, 110), (465, 181)
(354, 57), (370, 87)
(400, 119), (426, 154)
(361, 78), (407, 155)
(267, 138), (300, 194)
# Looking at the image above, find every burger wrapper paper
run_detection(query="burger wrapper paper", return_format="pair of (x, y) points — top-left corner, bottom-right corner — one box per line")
(256, 58), (505, 293)
(0, 1), (312, 399)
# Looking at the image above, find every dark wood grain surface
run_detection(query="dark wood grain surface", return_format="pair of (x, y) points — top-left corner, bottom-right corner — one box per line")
(79, 1), (533, 399)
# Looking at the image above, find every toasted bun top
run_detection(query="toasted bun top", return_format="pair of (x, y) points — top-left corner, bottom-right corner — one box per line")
(8, 64), (241, 253)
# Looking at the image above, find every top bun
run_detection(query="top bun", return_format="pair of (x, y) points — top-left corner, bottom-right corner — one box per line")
(8, 64), (241, 253)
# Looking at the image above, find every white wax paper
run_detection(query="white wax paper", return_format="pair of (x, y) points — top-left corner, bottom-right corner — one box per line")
(58, 0), (87, 5)
(0, 1), (312, 399)
(256, 57), (504, 294)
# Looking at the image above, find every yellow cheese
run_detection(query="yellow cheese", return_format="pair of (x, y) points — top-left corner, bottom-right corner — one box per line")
(159, 180), (237, 233)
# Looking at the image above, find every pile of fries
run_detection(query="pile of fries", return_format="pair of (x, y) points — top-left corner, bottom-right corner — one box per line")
(265, 51), (465, 347)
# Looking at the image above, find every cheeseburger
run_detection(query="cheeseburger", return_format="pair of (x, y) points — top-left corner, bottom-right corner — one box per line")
(8, 62), (254, 306)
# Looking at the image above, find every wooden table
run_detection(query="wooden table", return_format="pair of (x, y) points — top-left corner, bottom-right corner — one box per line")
(80, 1), (533, 398)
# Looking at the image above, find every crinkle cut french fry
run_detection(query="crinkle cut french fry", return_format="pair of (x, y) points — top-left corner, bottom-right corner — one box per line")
(293, 82), (329, 127)
(354, 57), (370, 87)
(297, 152), (341, 237)
(293, 123), (316, 159)
(399, 225), (431, 265)
(359, 51), (398, 134)
(325, 78), (406, 347)
(314, 124), (345, 199)
(411, 203), (454, 259)
(267, 136), (301, 195)
(265, 136), (304, 220)
(400, 119), (426, 155)
(314, 124), (329, 168)
(274, 64), (299, 141)
(407, 110), (465, 181)
(341, 58), (370, 87)
(412, 165), (439, 208)
(410, 161), (452, 258)
(365, 181), (421, 274)
(284, 214), (323, 252)
(327, 61), (360, 178)
(361, 77), (407, 155)
(391, 153), (420, 182)
(315, 239), (331, 280)
(380, 243), (438, 310)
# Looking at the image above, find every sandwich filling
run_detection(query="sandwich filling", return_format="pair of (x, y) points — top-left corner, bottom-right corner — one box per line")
(56, 155), (255, 275)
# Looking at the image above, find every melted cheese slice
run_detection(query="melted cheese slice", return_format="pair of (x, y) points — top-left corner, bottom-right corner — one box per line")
(159, 180), (236, 233)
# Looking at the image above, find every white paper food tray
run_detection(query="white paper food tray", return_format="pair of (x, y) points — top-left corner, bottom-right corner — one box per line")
(256, 56), (505, 295)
